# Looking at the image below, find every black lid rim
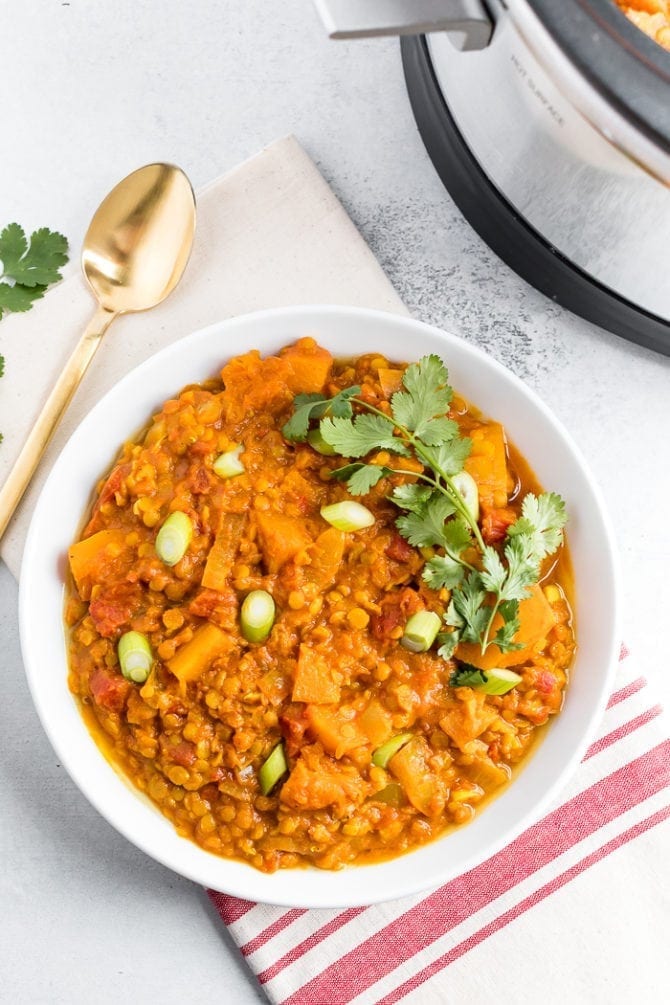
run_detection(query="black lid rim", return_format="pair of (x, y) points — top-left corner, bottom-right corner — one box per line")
(400, 33), (670, 357)
(524, 0), (670, 153)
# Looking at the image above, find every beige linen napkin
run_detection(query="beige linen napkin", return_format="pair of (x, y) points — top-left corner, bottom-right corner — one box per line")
(0, 135), (406, 578)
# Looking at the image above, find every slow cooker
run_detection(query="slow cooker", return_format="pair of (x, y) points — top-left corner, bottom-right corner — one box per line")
(315, 0), (670, 356)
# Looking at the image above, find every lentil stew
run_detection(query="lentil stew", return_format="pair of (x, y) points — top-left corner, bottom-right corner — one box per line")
(65, 340), (575, 872)
(616, 0), (670, 49)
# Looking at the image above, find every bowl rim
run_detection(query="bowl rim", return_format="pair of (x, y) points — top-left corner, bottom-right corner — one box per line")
(18, 304), (621, 908)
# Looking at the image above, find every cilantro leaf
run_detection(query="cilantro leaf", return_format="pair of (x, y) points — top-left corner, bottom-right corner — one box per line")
(423, 555), (464, 590)
(444, 598), (464, 630)
(0, 223), (28, 275)
(425, 437), (472, 477)
(442, 517), (472, 557)
(437, 630), (460, 660)
(0, 224), (68, 288)
(0, 223), (69, 320)
(449, 664), (489, 688)
(479, 546), (506, 594)
(413, 415), (459, 446)
(281, 393), (324, 441)
(281, 386), (360, 442)
(330, 462), (392, 495)
(327, 385), (361, 419)
(508, 492), (567, 560)
(451, 572), (490, 644)
(500, 534), (539, 601)
(391, 483), (434, 513)
(492, 599), (523, 653)
(391, 354), (452, 432)
(320, 414), (410, 458)
(347, 465), (390, 495)
(395, 492), (455, 547)
(0, 283), (46, 315)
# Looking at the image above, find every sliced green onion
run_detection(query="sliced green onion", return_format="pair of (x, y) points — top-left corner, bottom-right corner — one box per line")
(401, 611), (441, 653)
(213, 445), (245, 479)
(118, 631), (153, 684)
(307, 428), (337, 455)
(451, 470), (480, 522)
(259, 742), (288, 795)
(240, 590), (276, 643)
(372, 732), (413, 768)
(155, 511), (193, 566)
(320, 501), (375, 532)
(458, 667), (522, 695)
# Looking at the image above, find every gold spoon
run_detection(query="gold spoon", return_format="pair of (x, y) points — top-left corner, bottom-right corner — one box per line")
(0, 162), (196, 540)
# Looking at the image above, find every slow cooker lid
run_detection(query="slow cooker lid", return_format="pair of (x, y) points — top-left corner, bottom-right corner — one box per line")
(527, 0), (670, 154)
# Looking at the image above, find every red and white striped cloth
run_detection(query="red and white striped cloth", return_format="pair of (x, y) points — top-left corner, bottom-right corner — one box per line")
(208, 649), (669, 1003)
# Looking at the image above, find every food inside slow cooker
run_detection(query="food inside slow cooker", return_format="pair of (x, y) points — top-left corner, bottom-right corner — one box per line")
(65, 339), (575, 872)
(616, 0), (670, 49)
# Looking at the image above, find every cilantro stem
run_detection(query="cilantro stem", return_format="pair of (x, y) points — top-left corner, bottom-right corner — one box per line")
(386, 467), (479, 573)
(413, 442), (486, 553)
(480, 597), (502, 655)
(350, 397), (486, 552)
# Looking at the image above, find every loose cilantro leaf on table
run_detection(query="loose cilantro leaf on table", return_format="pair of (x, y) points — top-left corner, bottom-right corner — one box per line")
(282, 354), (568, 661)
(0, 223), (69, 445)
(0, 224), (69, 319)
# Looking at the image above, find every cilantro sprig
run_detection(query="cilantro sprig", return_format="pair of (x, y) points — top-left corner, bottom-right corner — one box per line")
(282, 354), (567, 660)
(0, 223), (69, 319)
(0, 223), (69, 444)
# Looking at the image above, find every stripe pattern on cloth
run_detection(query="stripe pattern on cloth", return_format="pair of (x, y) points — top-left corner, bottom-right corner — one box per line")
(208, 652), (670, 1004)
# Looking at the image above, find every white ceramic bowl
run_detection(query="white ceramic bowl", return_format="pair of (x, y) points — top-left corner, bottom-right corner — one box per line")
(19, 305), (619, 907)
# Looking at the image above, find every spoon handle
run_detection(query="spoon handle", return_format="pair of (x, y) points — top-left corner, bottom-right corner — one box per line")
(0, 304), (117, 541)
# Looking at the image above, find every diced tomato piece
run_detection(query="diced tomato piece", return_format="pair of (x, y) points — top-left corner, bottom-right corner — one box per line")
(188, 589), (220, 619)
(188, 587), (238, 629)
(189, 466), (210, 494)
(536, 670), (557, 695)
(89, 668), (130, 712)
(371, 606), (402, 640)
(89, 582), (143, 638)
(190, 439), (214, 456)
(371, 588), (423, 640)
(481, 507), (517, 544)
(279, 706), (309, 758)
(199, 783), (219, 803)
(82, 463), (132, 535)
(521, 706), (549, 725)
(170, 741), (197, 767)
(385, 533), (415, 563)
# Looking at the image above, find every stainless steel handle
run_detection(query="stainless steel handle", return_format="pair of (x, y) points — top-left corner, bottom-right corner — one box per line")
(314, 0), (492, 49)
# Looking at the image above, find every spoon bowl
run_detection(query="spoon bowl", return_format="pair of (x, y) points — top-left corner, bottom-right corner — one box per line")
(82, 163), (196, 314)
